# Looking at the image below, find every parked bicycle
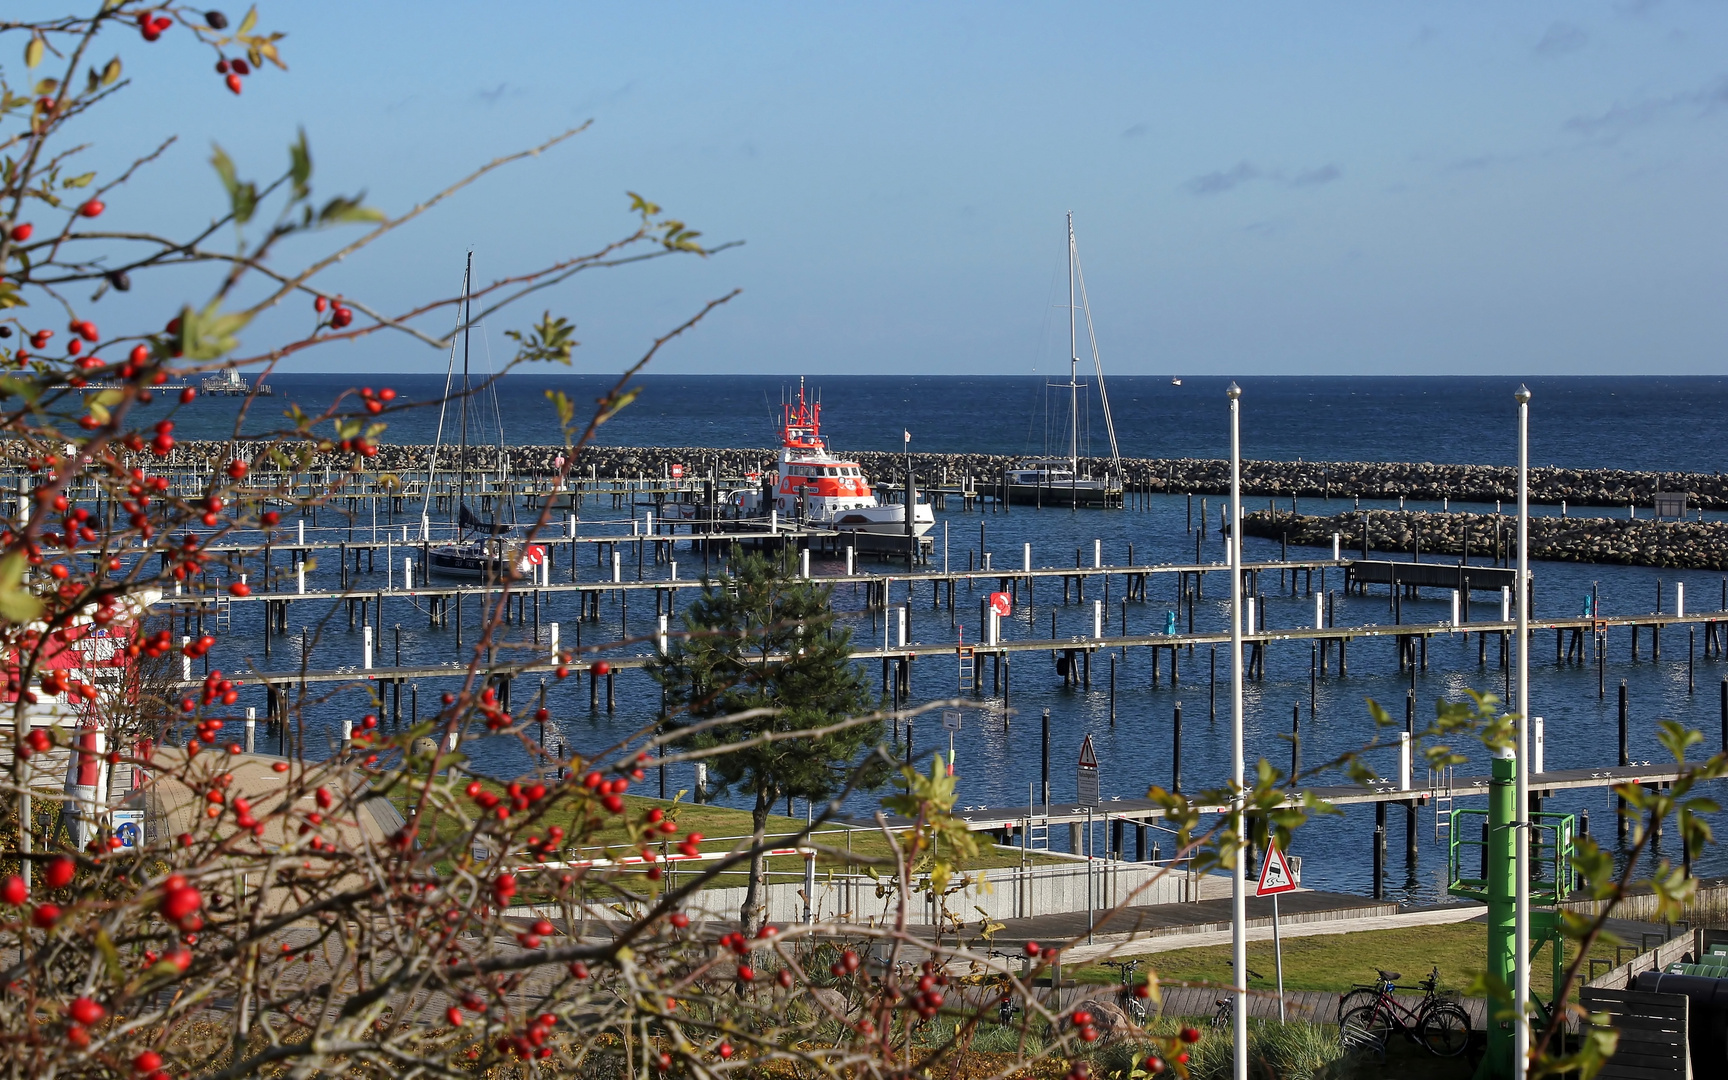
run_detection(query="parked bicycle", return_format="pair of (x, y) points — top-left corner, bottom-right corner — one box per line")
(1338, 966), (1470, 1059)
(984, 950), (1022, 1029)
(1102, 959), (1148, 1025)
(1211, 995), (1233, 1030)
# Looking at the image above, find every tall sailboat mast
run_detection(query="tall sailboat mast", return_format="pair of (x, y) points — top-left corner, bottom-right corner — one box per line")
(458, 251), (472, 536)
(1067, 211), (1080, 500)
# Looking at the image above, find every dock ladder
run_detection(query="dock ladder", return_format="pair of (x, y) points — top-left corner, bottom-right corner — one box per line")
(1025, 785), (1050, 852)
(957, 645), (976, 694)
(213, 596), (232, 632)
(1431, 764), (1455, 841)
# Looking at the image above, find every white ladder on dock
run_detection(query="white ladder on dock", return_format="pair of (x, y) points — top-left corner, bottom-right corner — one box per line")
(1025, 786), (1050, 852)
(956, 646), (976, 693)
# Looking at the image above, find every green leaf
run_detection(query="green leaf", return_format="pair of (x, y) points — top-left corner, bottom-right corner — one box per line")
(0, 551), (43, 625)
(316, 193), (385, 227)
(238, 4), (258, 35)
(94, 928), (123, 983)
(61, 172), (95, 189)
(288, 129), (312, 200)
(210, 145), (257, 225)
(24, 35), (44, 70)
(176, 301), (252, 361)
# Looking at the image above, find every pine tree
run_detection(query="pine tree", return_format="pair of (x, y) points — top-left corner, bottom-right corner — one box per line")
(650, 550), (889, 931)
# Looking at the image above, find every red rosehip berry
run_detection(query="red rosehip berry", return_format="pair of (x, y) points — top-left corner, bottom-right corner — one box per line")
(9, 223), (32, 242)
(43, 857), (74, 889)
(77, 200), (104, 218)
(1, 876), (27, 905)
(225, 74), (242, 95)
(68, 997), (104, 1025)
(229, 581), (250, 597)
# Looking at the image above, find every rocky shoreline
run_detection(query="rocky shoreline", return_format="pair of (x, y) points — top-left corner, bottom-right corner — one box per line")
(141, 441), (1728, 511)
(1241, 508), (1728, 571)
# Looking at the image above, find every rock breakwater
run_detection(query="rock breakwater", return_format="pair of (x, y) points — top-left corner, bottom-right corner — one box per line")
(142, 442), (1728, 511)
(1242, 509), (1728, 571)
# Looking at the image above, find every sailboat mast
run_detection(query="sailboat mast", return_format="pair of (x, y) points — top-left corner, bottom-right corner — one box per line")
(459, 250), (472, 537)
(1067, 211), (1079, 486)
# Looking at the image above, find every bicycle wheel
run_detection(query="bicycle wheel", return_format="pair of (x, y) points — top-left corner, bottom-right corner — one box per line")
(1338, 1004), (1389, 1062)
(1121, 992), (1148, 1026)
(1419, 1004), (1471, 1058)
(1337, 987), (1379, 1023)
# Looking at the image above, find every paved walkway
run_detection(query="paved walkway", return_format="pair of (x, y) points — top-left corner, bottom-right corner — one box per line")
(1056, 903), (1485, 964)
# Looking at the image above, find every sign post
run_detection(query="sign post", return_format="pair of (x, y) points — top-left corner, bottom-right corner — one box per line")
(941, 709), (962, 776)
(1076, 734), (1100, 806)
(1256, 842), (1299, 1021)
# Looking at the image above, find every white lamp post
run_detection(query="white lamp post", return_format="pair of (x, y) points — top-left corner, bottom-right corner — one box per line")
(1227, 381), (1247, 1080)
(1514, 384), (1532, 1079)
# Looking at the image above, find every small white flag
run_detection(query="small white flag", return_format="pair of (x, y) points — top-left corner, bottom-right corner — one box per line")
(904, 430), (911, 444)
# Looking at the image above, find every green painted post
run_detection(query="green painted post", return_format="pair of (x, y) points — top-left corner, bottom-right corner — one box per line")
(1485, 749), (1518, 1078)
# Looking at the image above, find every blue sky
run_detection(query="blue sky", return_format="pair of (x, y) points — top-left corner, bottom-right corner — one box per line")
(52, 2), (1728, 375)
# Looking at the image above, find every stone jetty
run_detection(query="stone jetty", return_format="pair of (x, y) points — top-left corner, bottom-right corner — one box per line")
(1242, 509), (1728, 572)
(153, 442), (1728, 512)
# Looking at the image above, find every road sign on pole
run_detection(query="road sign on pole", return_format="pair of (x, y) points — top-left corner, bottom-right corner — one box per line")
(1256, 844), (1297, 896)
(1076, 734), (1100, 805)
(1257, 841), (1296, 1022)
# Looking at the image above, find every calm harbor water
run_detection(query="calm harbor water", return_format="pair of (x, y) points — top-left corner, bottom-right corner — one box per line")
(178, 374), (1728, 905)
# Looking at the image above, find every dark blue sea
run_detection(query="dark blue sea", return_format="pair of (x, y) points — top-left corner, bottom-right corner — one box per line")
(180, 375), (1728, 905)
(179, 374), (1728, 473)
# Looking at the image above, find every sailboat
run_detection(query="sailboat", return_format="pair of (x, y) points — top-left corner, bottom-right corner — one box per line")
(1005, 213), (1124, 508)
(422, 253), (532, 580)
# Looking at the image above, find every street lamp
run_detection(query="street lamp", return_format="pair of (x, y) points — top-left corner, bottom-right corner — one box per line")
(1227, 380), (1247, 1080)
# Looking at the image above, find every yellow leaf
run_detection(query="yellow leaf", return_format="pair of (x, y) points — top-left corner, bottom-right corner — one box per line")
(101, 57), (121, 86)
(0, 551), (43, 624)
(24, 35), (44, 69)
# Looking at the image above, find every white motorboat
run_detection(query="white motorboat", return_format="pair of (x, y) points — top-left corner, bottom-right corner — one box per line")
(744, 381), (933, 537)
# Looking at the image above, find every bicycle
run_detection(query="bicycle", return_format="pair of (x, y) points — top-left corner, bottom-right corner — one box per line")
(1338, 966), (1470, 1059)
(1211, 995), (1232, 1030)
(984, 950), (1022, 1029)
(1101, 960), (1149, 1025)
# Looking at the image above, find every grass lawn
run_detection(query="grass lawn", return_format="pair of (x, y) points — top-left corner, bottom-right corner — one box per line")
(1069, 921), (1619, 1002)
(386, 779), (1060, 890)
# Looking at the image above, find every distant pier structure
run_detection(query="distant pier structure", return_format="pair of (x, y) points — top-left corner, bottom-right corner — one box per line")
(201, 368), (273, 396)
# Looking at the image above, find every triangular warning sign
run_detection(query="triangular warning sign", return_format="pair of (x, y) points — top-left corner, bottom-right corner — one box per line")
(1256, 843), (1298, 896)
(1077, 734), (1098, 770)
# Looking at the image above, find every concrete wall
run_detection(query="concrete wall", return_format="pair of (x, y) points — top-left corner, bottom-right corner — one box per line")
(671, 856), (1194, 927)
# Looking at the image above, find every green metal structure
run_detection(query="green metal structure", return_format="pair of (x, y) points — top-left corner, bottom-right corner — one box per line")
(1446, 754), (1578, 1078)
